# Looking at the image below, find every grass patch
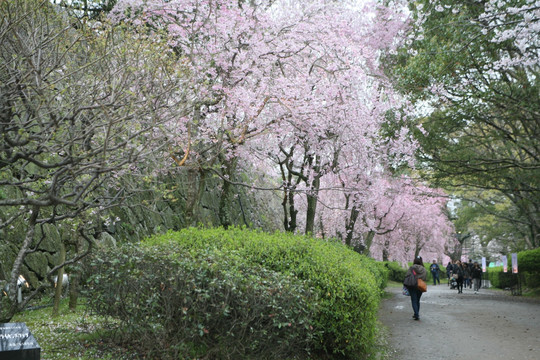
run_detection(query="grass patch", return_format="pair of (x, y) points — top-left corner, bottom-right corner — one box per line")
(522, 287), (540, 299)
(385, 280), (403, 288)
(11, 297), (123, 360)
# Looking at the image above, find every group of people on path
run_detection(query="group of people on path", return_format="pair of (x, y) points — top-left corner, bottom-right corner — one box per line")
(403, 256), (484, 321)
(445, 259), (483, 294)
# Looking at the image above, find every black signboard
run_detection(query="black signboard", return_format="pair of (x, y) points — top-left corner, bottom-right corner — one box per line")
(0, 323), (40, 360)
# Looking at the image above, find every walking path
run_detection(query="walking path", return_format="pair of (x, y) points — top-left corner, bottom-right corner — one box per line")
(378, 282), (540, 360)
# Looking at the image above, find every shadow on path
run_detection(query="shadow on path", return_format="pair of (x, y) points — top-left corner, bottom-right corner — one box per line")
(378, 283), (540, 360)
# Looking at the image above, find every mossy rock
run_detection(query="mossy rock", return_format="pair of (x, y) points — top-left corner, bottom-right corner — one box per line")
(45, 252), (63, 268)
(96, 232), (117, 248)
(24, 252), (48, 279)
(21, 265), (40, 289)
(38, 224), (62, 252)
(0, 242), (19, 280)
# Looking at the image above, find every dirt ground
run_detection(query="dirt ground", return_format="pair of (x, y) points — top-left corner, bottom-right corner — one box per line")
(378, 282), (540, 360)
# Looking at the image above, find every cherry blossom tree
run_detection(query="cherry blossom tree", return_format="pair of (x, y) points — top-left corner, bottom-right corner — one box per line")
(369, 185), (456, 264)
(107, 0), (458, 263)
(317, 172), (456, 264)
(110, 0), (289, 227)
(236, 1), (417, 236)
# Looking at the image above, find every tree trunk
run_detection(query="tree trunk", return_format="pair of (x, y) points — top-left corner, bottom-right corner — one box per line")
(282, 187), (298, 232)
(184, 168), (206, 226)
(382, 240), (390, 261)
(218, 178), (233, 229)
(218, 158), (237, 229)
(363, 230), (375, 256)
(414, 237), (424, 258)
(69, 236), (82, 311)
(305, 175), (320, 235)
(53, 242), (66, 317)
(1, 207), (39, 322)
(280, 154), (298, 233)
(345, 206), (360, 247)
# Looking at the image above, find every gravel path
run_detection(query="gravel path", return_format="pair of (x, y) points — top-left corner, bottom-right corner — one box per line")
(378, 282), (540, 360)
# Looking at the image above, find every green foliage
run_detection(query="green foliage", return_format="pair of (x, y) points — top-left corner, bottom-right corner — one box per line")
(485, 267), (515, 289)
(87, 242), (316, 359)
(518, 248), (540, 273)
(383, 261), (407, 283)
(486, 248), (540, 290)
(387, 0), (540, 249)
(135, 227), (386, 358)
(11, 298), (118, 360)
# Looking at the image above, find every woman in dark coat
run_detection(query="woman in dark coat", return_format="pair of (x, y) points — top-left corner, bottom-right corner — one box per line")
(404, 256), (428, 320)
(471, 262), (483, 293)
(463, 262), (471, 289)
(455, 260), (464, 293)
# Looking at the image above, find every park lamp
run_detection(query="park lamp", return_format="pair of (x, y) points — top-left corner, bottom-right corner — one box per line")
(18, 275), (29, 288)
(1, 275), (29, 303)
(53, 273), (69, 288)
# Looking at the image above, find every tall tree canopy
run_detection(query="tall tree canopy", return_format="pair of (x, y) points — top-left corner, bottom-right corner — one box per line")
(389, 0), (540, 249)
(0, 0), (188, 321)
(109, 0), (456, 261)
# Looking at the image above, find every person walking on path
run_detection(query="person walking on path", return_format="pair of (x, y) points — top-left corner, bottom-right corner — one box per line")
(446, 261), (452, 286)
(430, 260), (441, 285)
(463, 262), (471, 289)
(471, 262), (482, 294)
(468, 260), (474, 288)
(454, 260), (464, 293)
(404, 256), (427, 320)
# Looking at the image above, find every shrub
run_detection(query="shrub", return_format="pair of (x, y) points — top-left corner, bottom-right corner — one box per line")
(518, 248), (540, 273)
(485, 248), (540, 290)
(485, 267), (521, 289)
(384, 261), (407, 282)
(87, 243), (316, 359)
(390, 262), (449, 284)
(144, 227), (387, 358)
(523, 272), (540, 288)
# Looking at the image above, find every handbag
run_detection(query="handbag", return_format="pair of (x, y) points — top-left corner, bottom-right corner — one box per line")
(417, 278), (427, 292)
(402, 285), (410, 296)
(403, 268), (417, 287)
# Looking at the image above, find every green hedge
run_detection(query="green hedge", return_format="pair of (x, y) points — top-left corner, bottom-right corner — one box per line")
(523, 271), (540, 288)
(143, 227), (387, 358)
(484, 248), (540, 290)
(486, 267), (540, 290)
(384, 261), (407, 282)
(391, 262), (449, 285)
(485, 267), (515, 289)
(518, 248), (540, 273)
(87, 243), (315, 359)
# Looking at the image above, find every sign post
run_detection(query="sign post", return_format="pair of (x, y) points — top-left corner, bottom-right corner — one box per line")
(511, 253), (518, 274)
(510, 252), (521, 296)
(0, 323), (40, 360)
(481, 257), (490, 288)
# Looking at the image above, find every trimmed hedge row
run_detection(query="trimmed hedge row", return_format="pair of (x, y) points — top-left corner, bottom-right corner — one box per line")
(146, 227), (387, 358)
(385, 261), (450, 285)
(88, 227), (388, 359)
(518, 248), (540, 273)
(383, 261), (407, 282)
(484, 248), (540, 290)
(87, 243), (315, 359)
(485, 267), (516, 289)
